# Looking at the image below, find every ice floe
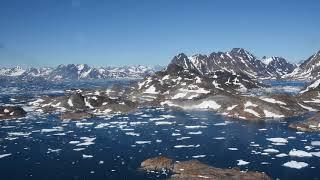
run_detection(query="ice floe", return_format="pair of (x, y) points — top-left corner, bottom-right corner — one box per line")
(125, 132), (140, 136)
(311, 141), (320, 146)
(174, 144), (200, 148)
(176, 137), (191, 141)
(187, 131), (202, 135)
(192, 155), (206, 158)
(237, 160), (250, 166)
(155, 121), (174, 125)
(289, 149), (312, 157)
(185, 125), (207, 129)
(135, 141), (151, 145)
(283, 161), (308, 169)
(263, 148), (279, 153)
(0, 153), (12, 159)
(82, 154), (93, 158)
(276, 153), (288, 157)
(266, 138), (288, 144)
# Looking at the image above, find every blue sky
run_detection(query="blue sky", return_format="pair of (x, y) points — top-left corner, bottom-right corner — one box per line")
(0, 0), (319, 67)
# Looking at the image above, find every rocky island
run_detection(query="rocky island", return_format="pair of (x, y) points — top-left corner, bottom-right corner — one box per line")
(28, 48), (320, 124)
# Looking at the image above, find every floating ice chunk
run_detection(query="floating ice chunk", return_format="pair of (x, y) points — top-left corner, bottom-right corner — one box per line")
(135, 141), (151, 144)
(69, 141), (80, 144)
(125, 132), (140, 136)
(177, 137), (191, 141)
(155, 121), (174, 125)
(83, 154), (93, 158)
(276, 153), (288, 157)
(237, 160), (250, 166)
(8, 132), (31, 136)
(305, 146), (313, 151)
(311, 152), (320, 157)
(149, 117), (165, 121)
(76, 122), (94, 126)
(228, 148), (238, 151)
(185, 125), (207, 129)
(263, 148), (279, 153)
(73, 148), (85, 151)
(53, 133), (66, 136)
(283, 161), (308, 169)
(289, 149), (312, 157)
(76, 137), (95, 146)
(213, 137), (225, 140)
(258, 128), (267, 131)
(47, 148), (61, 153)
(266, 138), (288, 144)
(192, 155), (206, 158)
(311, 141), (320, 146)
(160, 115), (175, 119)
(41, 127), (63, 133)
(174, 144), (200, 148)
(0, 153), (11, 159)
(172, 133), (181, 136)
(188, 131), (202, 135)
(95, 123), (110, 129)
(214, 121), (231, 126)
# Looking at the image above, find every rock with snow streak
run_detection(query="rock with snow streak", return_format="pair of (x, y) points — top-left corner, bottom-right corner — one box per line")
(140, 156), (271, 180)
(0, 106), (27, 120)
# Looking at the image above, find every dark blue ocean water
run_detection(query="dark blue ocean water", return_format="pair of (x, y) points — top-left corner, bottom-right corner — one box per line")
(0, 80), (319, 180)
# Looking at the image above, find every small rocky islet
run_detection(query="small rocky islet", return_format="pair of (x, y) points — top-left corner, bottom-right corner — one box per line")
(140, 156), (271, 180)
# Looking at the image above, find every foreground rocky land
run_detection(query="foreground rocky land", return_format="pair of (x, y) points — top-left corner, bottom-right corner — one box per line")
(140, 156), (271, 180)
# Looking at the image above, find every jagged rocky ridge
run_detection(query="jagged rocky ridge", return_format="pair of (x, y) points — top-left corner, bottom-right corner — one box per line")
(0, 64), (159, 81)
(284, 50), (320, 80)
(140, 156), (271, 180)
(28, 52), (320, 122)
(170, 48), (295, 79)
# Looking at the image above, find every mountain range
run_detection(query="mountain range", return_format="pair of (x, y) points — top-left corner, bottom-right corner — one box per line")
(171, 48), (297, 80)
(0, 64), (160, 81)
(1, 48), (320, 81)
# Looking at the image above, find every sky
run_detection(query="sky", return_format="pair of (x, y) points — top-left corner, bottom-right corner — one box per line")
(0, 0), (319, 67)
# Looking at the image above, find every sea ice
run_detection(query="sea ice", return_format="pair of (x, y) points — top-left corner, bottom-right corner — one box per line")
(283, 161), (308, 169)
(237, 160), (250, 166)
(0, 153), (11, 159)
(289, 149), (312, 157)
